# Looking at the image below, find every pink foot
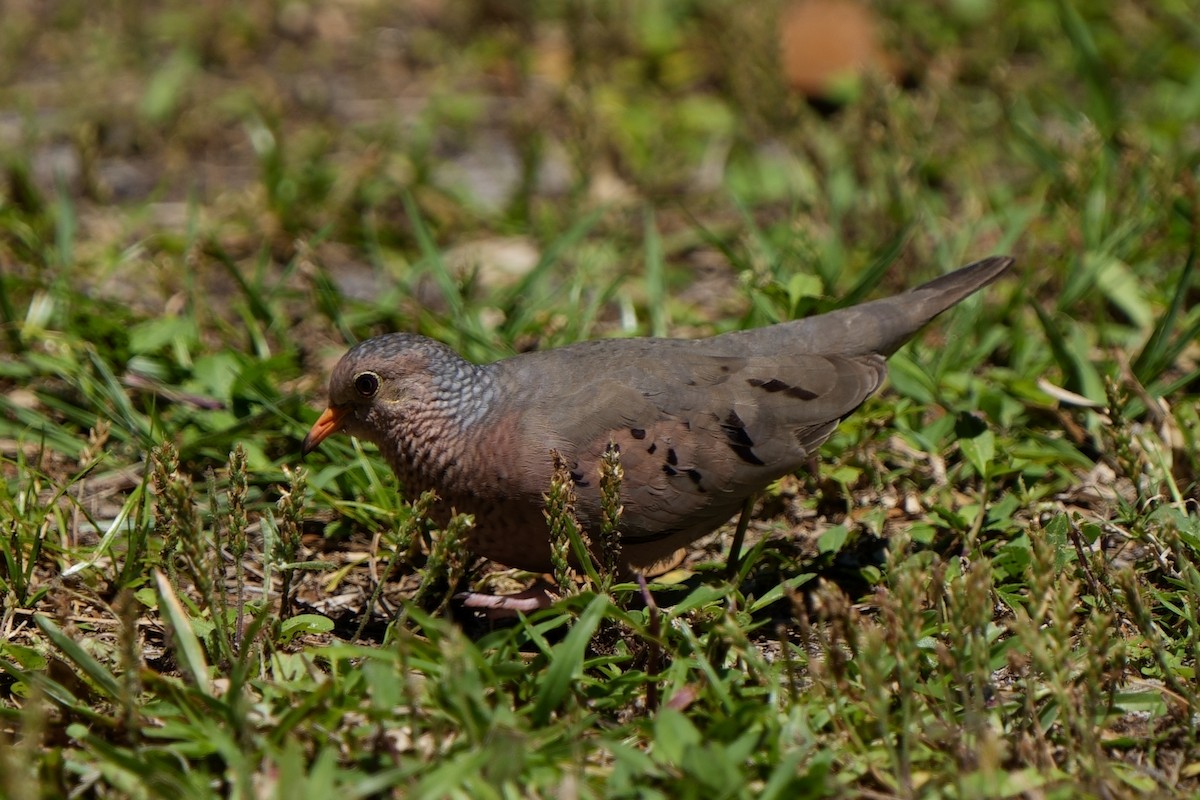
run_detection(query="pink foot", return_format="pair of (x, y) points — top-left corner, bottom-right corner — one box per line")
(456, 584), (559, 617)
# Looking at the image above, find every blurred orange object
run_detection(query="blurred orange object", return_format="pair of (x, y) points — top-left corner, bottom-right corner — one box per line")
(780, 0), (896, 98)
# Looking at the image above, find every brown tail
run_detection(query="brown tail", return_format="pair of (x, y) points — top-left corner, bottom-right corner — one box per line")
(714, 256), (1013, 357)
(867, 255), (1014, 355)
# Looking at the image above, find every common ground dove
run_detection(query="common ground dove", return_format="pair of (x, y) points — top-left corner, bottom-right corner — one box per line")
(303, 256), (1011, 574)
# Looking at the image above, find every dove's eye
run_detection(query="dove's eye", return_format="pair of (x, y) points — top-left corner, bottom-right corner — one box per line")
(354, 372), (380, 397)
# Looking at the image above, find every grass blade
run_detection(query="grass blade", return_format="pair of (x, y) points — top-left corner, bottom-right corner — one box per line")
(1132, 243), (1197, 385)
(154, 569), (212, 696)
(33, 615), (122, 700)
(531, 593), (608, 726)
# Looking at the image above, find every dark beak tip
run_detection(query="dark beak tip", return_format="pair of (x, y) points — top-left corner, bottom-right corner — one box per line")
(301, 406), (343, 457)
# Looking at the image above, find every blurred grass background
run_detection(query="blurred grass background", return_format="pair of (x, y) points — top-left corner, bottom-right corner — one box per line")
(2, 0), (1200, 797)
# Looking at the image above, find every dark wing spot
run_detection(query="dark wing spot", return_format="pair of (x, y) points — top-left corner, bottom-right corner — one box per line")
(569, 469), (590, 488)
(630, 428), (646, 440)
(647, 442), (657, 455)
(720, 410), (748, 448)
(721, 410), (753, 446)
(748, 377), (818, 401)
(662, 464), (678, 477)
(685, 468), (705, 491)
(721, 409), (765, 466)
(666, 448), (678, 466)
(729, 444), (765, 465)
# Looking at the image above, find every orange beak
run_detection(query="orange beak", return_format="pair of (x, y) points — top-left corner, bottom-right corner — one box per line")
(302, 407), (348, 455)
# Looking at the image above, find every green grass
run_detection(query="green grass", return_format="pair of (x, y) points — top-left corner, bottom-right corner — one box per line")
(3, 0), (1200, 796)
